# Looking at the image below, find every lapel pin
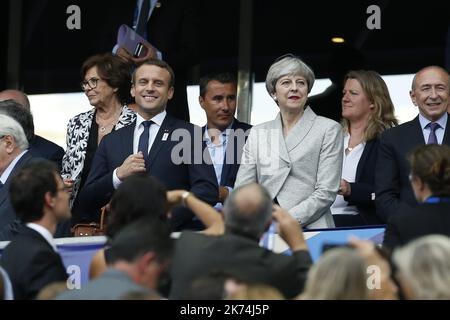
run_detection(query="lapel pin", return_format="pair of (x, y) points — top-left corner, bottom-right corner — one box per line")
(162, 130), (169, 141)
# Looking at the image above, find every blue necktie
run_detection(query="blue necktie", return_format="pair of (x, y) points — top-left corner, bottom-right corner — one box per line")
(427, 122), (440, 145)
(0, 180), (3, 190)
(138, 120), (153, 161)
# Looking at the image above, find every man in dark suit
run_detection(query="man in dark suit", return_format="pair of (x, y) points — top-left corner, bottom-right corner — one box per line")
(116, 0), (200, 122)
(169, 183), (312, 299)
(375, 66), (450, 222)
(0, 90), (64, 169)
(198, 72), (252, 207)
(79, 59), (218, 230)
(0, 115), (35, 241)
(0, 160), (69, 299)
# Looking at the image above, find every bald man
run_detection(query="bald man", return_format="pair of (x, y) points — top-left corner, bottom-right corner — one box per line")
(375, 66), (450, 222)
(0, 90), (64, 169)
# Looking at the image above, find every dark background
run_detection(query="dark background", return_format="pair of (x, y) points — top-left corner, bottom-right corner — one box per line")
(1, 0), (449, 94)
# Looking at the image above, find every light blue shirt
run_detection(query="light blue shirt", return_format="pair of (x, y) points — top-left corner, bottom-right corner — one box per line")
(204, 122), (234, 208)
(418, 112), (447, 144)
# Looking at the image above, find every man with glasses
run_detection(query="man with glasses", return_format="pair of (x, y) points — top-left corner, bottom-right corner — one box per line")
(0, 115), (35, 241)
(0, 160), (69, 299)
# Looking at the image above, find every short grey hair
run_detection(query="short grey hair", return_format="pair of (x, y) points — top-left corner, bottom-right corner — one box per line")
(301, 248), (369, 300)
(265, 54), (315, 95)
(223, 183), (273, 240)
(393, 235), (450, 299)
(0, 114), (29, 150)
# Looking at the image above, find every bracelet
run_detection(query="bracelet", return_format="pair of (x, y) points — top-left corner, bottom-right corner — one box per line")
(181, 191), (191, 207)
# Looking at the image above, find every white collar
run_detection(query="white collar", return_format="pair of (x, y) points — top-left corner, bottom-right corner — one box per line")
(136, 111), (166, 128)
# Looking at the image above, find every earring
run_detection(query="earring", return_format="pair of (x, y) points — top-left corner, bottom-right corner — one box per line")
(273, 96), (277, 101)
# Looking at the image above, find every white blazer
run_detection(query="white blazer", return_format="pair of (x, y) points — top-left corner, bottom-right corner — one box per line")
(235, 106), (343, 228)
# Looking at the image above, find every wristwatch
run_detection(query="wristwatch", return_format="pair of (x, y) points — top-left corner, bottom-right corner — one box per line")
(181, 191), (191, 207)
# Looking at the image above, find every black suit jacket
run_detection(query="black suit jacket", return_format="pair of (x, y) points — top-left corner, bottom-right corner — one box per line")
(79, 114), (218, 229)
(202, 119), (252, 189)
(383, 202), (450, 250)
(345, 138), (382, 225)
(0, 152), (35, 241)
(375, 115), (450, 222)
(29, 135), (64, 170)
(0, 227), (67, 300)
(169, 232), (312, 299)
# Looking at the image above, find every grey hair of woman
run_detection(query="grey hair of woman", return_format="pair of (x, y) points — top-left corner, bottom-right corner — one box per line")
(265, 54), (315, 95)
(0, 114), (29, 150)
(393, 235), (450, 300)
(301, 247), (369, 300)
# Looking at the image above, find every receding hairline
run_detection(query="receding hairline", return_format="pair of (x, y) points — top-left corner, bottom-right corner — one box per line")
(411, 66), (450, 90)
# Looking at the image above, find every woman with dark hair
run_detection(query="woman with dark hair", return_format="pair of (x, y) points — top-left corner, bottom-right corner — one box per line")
(62, 53), (136, 224)
(383, 144), (450, 250)
(331, 70), (398, 227)
(89, 174), (168, 279)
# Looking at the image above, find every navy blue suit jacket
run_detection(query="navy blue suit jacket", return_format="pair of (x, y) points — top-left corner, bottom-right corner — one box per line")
(29, 135), (64, 170)
(375, 115), (450, 222)
(79, 114), (218, 229)
(345, 138), (382, 225)
(202, 119), (252, 189)
(0, 152), (35, 241)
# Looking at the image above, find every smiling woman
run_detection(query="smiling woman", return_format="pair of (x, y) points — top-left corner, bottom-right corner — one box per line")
(61, 53), (136, 227)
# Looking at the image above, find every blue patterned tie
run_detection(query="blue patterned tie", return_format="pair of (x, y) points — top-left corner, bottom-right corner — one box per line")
(427, 122), (440, 145)
(0, 180), (3, 190)
(138, 121), (153, 161)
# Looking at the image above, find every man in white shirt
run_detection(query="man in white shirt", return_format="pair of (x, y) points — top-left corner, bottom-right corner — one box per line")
(0, 159), (69, 299)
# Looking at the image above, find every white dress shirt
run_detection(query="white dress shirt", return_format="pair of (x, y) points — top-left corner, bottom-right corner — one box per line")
(331, 133), (365, 216)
